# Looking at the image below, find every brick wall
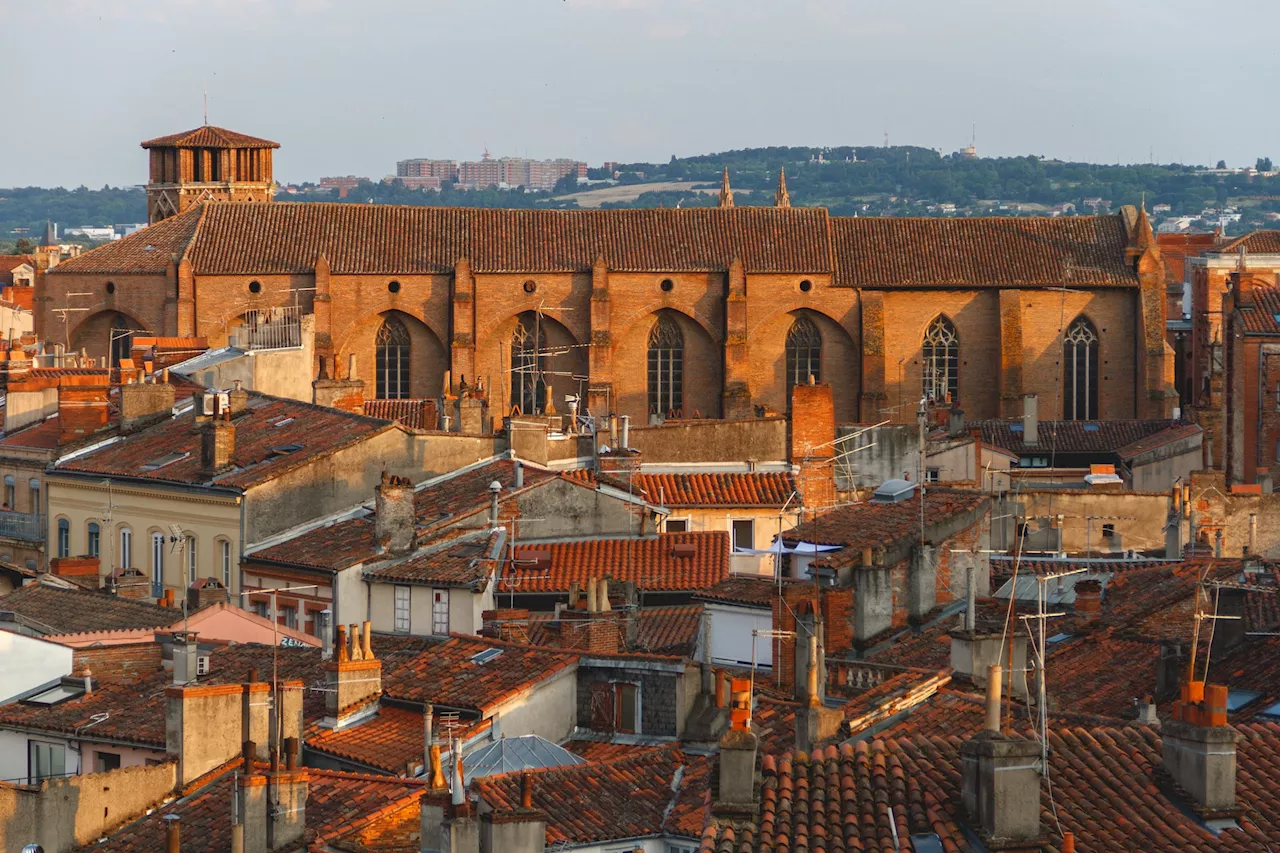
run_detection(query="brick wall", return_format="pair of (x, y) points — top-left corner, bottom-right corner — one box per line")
(73, 642), (163, 684)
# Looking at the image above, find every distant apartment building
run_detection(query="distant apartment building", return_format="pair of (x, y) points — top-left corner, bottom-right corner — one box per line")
(319, 176), (364, 198)
(396, 158), (459, 181)
(394, 175), (443, 190)
(398, 152), (587, 191)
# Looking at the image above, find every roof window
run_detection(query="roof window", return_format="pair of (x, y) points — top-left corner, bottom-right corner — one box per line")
(1257, 700), (1280, 721)
(870, 479), (917, 504)
(140, 451), (191, 471)
(1047, 632), (1073, 645)
(1226, 689), (1262, 711)
(24, 680), (87, 706)
(909, 835), (944, 853)
(1009, 424), (1023, 433)
(1082, 423), (1100, 432)
(272, 417), (295, 427)
(270, 444), (304, 456)
(470, 648), (504, 665)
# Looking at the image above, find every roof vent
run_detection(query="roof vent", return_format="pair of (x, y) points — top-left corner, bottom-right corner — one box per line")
(870, 479), (917, 504)
(671, 543), (698, 558)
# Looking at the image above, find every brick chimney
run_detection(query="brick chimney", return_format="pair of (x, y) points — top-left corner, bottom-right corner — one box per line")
(120, 377), (175, 433)
(187, 577), (229, 610)
(375, 471), (416, 556)
(1162, 680), (1239, 812)
(791, 380), (836, 510)
(57, 374), (111, 444)
(200, 408), (236, 477)
(480, 772), (548, 853)
(959, 669), (1044, 846)
(715, 677), (758, 812)
(110, 566), (152, 600)
(1072, 579), (1102, 625)
(312, 354), (366, 414)
(324, 621), (382, 724)
(50, 556), (100, 581)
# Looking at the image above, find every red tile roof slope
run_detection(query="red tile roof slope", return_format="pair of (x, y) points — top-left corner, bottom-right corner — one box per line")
(364, 529), (499, 588)
(306, 705), (490, 775)
(1236, 285), (1280, 334)
(525, 603), (702, 656)
(630, 472), (798, 507)
(974, 417), (1187, 455)
(872, 687), (1116, 740)
(1214, 229), (1280, 255)
(0, 254), (34, 274)
(379, 635), (577, 714)
(781, 489), (989, 567)
(88, 765), (423, 853)
(57, 395), (395, 490)
(0, 671), (169, 748)
(1157, 232), (1217, 285)
(362, 398), (436, 429)
(182, 204), (833, 276)
(832, 214), (1138, 288)
(509, 532), (731, 592)
(139, 125), (280, 149)
(0, 582), (180, 634)
(49, 207), (203, 274)
(696, 575), (807, 608)
(701, 725), (1280, 852)
(250, 459), (551, 571)
(474, 744), (688, 846)
(0, 415), (64, 449)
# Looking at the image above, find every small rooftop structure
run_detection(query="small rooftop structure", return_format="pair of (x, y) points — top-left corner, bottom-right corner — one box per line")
(462, 734), (586, 782)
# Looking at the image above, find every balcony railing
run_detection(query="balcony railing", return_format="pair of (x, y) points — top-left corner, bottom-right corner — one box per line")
(240, 306), (302, 351)
(0, 511), (44, 542)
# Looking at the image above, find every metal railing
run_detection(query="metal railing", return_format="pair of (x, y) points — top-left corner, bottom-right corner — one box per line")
(240, 306), (302, 351)
(0, 511), (44, 542)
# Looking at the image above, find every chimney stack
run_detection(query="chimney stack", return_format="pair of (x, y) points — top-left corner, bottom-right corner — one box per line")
(488, 480), (502, 527)
(1162, 680), (1239, 812)
(120, 377), (176, 432)
(1022, 394), (1038, 446)
(948, 404), (965, 438)
(715, 677), (758, 809)
(1073, 579), (1102, 625)
(164, 815), (181, 853)
(324, 620), (381, 724)
(200, 405), (236, 477)
(375, 471), (416, 556)
(172, 630), (200, 686)
(960, 667), (1044, 846)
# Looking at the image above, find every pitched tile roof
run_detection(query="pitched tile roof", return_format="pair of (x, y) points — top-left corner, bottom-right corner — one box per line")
(364, 529), (500, 588)
(250, 459), (551, 571)
(507, 531), (731, 593)
(362, 398), (436, 429)
(525, 603), (703, 656)
(0, 582), (180, 634)
(56, 395), (395, 490)
(88, 764), (424, 853)
(473, 744), (689, 846)
(629, 472), (798, 507)
(702, 724), (1280, 852)
(1157, 232), (1217, 284)
(974, 417), (1189, 456)
(139, 125), (280, 149)
(781, 489), (989, 568)
(305, 705), (490, 775)
(832, 214), (1138, 288)
(1236, 285), (1280, 334)
(379, 635), (577, 714)
(181, 204), (833, 276)
(1214, 229), (1280, 255)
(561, 739), (664, 763)
(696, 575), (816, 609)
(48, 207), (203, 274)
(0, 670), (169, 748)
(871, 687), (1116, 740)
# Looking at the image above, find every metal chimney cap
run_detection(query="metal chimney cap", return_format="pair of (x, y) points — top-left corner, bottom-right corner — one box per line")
(489, 480), (502, 493)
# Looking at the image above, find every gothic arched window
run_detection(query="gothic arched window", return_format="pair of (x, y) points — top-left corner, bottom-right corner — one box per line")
(922, 316), (959, 403)
(511, 315), (547, 415)
(785, 316), (822, 400)
(110, 314), (134, 368)
(375, 316), (411, 400)
(1063, 316), (1099, 420)
(647, 316), (684, 417)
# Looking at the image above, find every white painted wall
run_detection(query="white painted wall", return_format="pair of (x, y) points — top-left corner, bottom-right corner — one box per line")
(488, 665), (577, 742)
(0, 632), (73, 704)
(0, 729), (165, 785)
(706, 603), (773, 667)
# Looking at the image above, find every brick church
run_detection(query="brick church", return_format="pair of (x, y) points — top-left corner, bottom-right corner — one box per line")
(37, 125), (1175, 426)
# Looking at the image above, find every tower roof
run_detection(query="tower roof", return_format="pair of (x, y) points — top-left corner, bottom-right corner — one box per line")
(140, 125), (279, 150)
(718, 168), (734, 208)
(775, 167), (791, 208)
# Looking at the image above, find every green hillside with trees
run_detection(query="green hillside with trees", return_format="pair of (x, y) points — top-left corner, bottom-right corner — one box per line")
(4, 146), (1277, 252)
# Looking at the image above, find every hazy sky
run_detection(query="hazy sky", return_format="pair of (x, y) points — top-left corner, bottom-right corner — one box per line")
(2, 0), (1276, 187)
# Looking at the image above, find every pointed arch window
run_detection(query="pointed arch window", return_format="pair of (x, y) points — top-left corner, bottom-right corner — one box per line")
(647, 316), (684, 417)
(1063, 317), (1099, 420)
(785, 316), (822, 400)
(511, 315), (547, 415)
(922, 316), (959, 403)
(375, 316), (411, 400)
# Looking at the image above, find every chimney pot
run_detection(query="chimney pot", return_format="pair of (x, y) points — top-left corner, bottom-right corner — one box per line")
(1022, 394), (1038, 446)
(164, 814), (181, 853)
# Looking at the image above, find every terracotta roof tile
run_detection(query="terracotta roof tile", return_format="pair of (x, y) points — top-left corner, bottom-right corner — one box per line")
(0, 582), (180, 634)
(525, 603), (702, 656)
(832, 214), (1138, 288)
(49, 207), (203, 274)
(696, 575), (807, 608)
(1214, 229), (1280, 255)
(560, 739), (664, 763)
(473, 744), (688, 846)
(629, 472), (798, 507)
(508, 531), (731, 593)
(781, 489), (989, 568)
(364, 529), (499, 588)
(975, 417), (1189, 456)
(305, 705), (490, 775)
(1236, 285), (1280, 334)
(0, 670), (169, 748)
(361, 398), (437, 429)
(379, 634), (577, 714)
(56, 394), (395, 490)
(1157, 232), (1217, 285)
(139, 125), (280, 149)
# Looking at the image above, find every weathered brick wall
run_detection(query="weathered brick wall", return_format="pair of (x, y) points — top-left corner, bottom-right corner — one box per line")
(42, 272), (171, 365)
(73, 642), (163, 684)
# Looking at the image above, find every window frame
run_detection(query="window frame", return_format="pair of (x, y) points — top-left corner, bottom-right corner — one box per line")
(612, 681), (640, 735)
(374, 315), (412, 400)
(922, 316), (960, 404)
(731, 518), (755, 552)
(87, 522), (100, 558)
(220, 539), (232, 589)
(394, 585), (412, 633)
(56, 518), (70, 558)
(785, 315), (823, 403)
(431, 588), (449, 636)
(28, 739), (66, 783)
(120, 526), (132, 569)
(664, 517), (690, 533)
(1063, 316), (1100, 421)
(3, 475), (14, 509)
(186, 534), (197, 581)
(150, 531), (165, 592)
(647, 315), (684, 418)
(510, 314), (548, 416)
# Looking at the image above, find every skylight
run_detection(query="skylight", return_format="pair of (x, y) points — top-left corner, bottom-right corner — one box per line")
(24, 683), (85, 706)
(140, 451), (191, 471)
(1226, 689), (1262, 711)
(1009, 424), (1023, 432)
(470, 648), (504, 665)
(1047, 632), (1073, 645)
(273, 417), (295, 428)
(909, 835), (944, 853)
(269, 444), (304, 456)
(1258, 700), (1280, 721)
(1082, 423), (1100, 431)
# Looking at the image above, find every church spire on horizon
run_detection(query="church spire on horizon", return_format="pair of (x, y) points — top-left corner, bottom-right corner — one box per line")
(774, 167), (791, 208)
(718, 168), (734, 208)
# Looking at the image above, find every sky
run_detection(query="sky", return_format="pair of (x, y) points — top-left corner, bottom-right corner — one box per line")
(1, 0), (1276, 188)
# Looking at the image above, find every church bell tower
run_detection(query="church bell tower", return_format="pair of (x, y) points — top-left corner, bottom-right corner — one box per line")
(141, 125), (280, 224)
